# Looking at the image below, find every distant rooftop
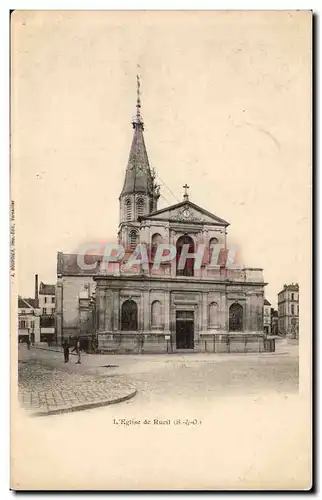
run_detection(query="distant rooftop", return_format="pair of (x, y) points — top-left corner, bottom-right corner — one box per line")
(18, 297), (39, 309)
(264, 299), (271, 306)
(279, 283), (299, 292)
(39, 282), (55, 295)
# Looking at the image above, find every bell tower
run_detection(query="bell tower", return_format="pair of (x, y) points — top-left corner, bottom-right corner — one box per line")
(118, 74), (160, 250)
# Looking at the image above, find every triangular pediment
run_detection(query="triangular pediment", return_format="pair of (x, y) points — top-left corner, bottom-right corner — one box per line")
(141, 201), (229, 226)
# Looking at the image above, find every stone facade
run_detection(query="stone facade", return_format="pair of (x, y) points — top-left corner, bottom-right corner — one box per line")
(55, 79), (267, 353)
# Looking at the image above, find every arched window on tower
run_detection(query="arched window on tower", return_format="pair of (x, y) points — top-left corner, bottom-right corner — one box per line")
(129, 230), (138, 250)
(137, 198), (144, 218)
(125, 199), (132, 221)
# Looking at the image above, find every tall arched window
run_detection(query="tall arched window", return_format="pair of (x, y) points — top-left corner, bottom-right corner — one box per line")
(208, 302), (219, 327)
(176, 235), (194, 276)
(229, 303), (243, 332)
(137, 198), (144, 218)
(151, 300), (162, 328)
(125, 199), (132, 221)
(151, 233), (162, 261)
(209, 237), (219, 264)
(129, 230), (138, 250)
(121, 299), (138, 331)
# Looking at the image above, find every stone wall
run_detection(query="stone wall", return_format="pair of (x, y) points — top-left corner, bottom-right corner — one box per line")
(97, 332), (266, 354)
(56, 276), (96, 341)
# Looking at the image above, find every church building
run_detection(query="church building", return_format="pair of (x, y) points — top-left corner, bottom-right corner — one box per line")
(56, 78), (267, 353)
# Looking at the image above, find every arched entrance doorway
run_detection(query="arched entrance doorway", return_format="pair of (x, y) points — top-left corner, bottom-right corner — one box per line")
(121, 299), (138, 331)
(176, 235), (194, 276)
(229, 303), (243, 332)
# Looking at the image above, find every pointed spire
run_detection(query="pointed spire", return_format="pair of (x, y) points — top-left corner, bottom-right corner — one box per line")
(121, 73), (153, 196)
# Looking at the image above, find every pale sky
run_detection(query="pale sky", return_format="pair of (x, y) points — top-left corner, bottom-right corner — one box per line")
(11, 10), (311, 308)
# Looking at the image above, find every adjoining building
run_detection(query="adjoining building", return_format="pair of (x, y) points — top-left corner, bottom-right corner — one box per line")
(277, 283), (299, 338)
(18, 296), (40, 343)
(271, 308), (278, 336)
(263, 299), (271, 335)
(38, 278), (56, 343)
(56, 78), (268, 354)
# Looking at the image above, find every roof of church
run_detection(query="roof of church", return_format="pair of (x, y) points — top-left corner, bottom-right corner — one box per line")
(140, 200), (230, 226)
(121, 76), (154, 197)
(57, 252), (102, 276)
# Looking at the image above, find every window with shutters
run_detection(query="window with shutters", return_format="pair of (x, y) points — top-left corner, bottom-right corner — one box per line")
(125, 199), (132, 221)
(137, 198), (144, 217)
(129, 230), (138, 250)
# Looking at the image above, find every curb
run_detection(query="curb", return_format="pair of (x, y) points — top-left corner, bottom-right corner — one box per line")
(31, 388), (137, 417)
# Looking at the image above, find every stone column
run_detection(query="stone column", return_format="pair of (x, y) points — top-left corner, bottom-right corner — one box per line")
(98, 286), (106, 332)
(245, 293), (251, 332)
(139, 294), (144, 332)
(164, 290), (170, 334)
(221, 292), (228, 332)
(143, 290), (150, 332)
(113, 290), (120, 331)
(202, 292), (208, 333)
(105, 290), (112, 332)
(257, 293), (263, 332)
(170, 230), (176, 277)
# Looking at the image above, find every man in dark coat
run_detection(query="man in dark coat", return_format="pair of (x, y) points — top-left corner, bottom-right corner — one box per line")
(63, 339), (69, 363)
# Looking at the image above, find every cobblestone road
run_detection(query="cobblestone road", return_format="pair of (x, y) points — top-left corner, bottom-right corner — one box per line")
(18, 354), (136, 416)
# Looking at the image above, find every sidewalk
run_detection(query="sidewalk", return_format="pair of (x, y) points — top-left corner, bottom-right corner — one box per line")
(18, 347), (136, 416)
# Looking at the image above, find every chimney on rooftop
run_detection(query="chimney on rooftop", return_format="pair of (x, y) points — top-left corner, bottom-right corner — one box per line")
(35, 274), (39, 300)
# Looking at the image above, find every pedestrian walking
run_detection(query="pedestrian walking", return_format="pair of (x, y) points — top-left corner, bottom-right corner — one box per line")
(63, 340), (69, 363)
(26, 337), (31, 350)
(72, 337), (81, 364)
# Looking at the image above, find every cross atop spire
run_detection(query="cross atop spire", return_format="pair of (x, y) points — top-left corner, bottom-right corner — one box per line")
(183, 183), (190, 201)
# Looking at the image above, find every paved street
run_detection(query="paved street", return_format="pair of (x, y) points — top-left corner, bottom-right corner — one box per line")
(18, 338), (298, 414)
